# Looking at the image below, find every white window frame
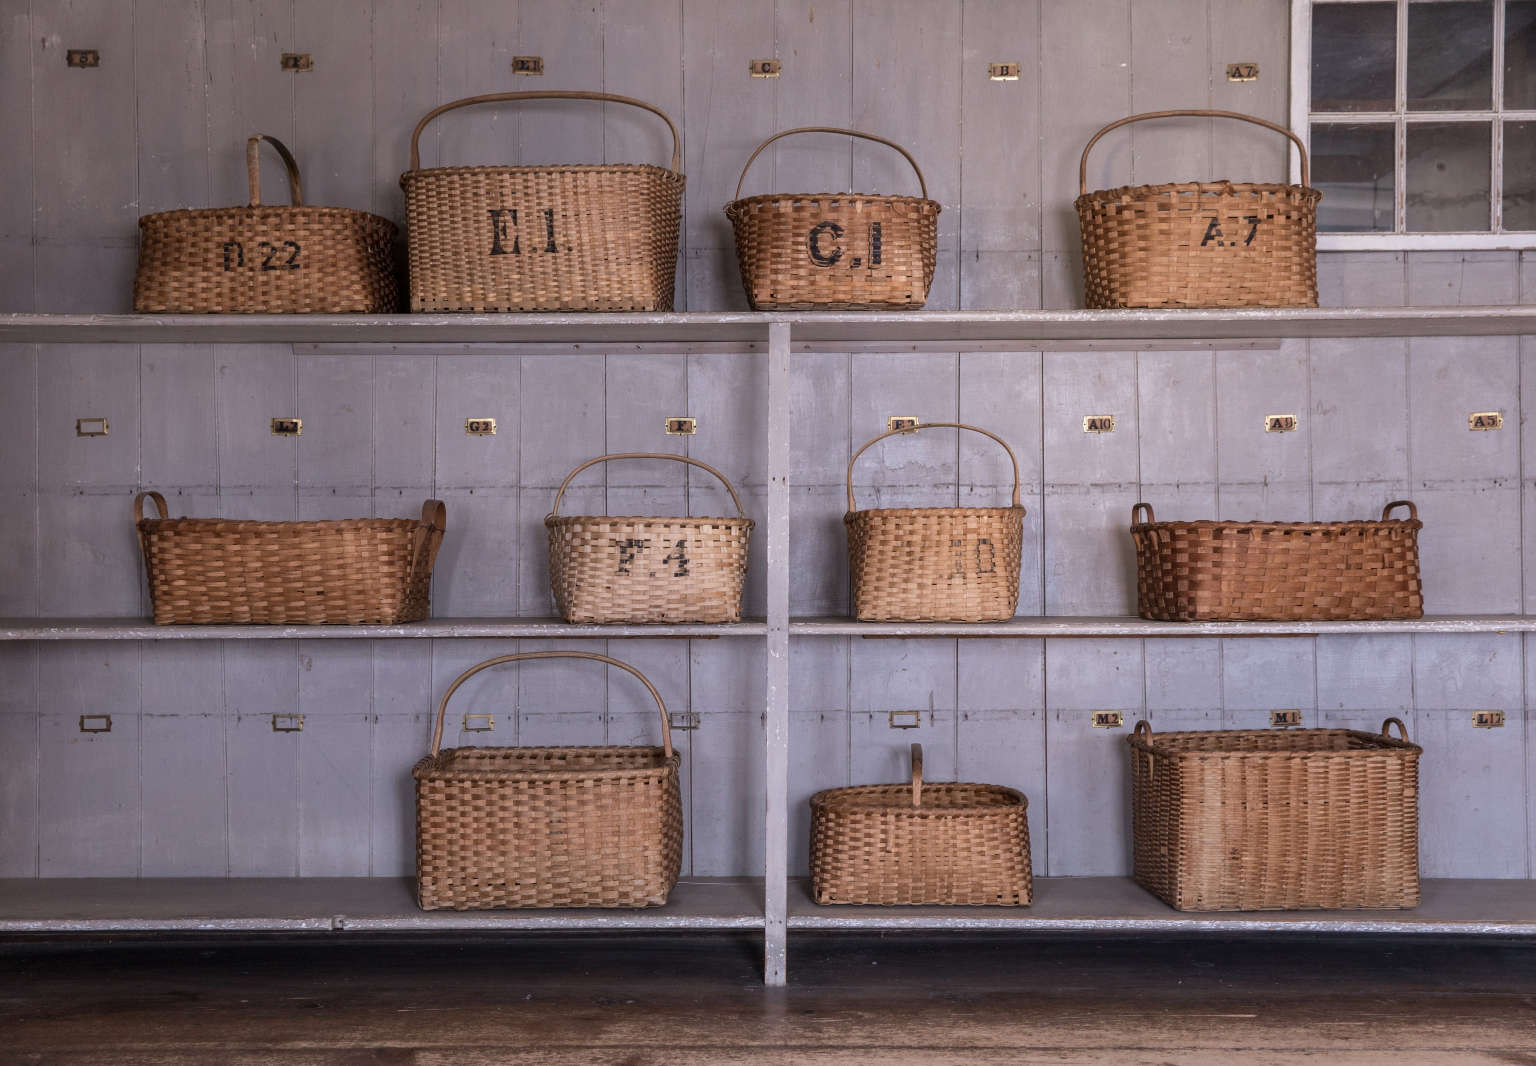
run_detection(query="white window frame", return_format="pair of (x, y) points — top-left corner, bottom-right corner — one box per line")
(1291, 0), (1536, 249)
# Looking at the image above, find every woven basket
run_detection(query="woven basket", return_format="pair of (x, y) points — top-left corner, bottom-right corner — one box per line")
(724, 127), (940, 310)
(846, 422), (1024, 622)
(1129, 718), (1421, 911)
(810, 743), (1032, 906)
(135, 135), (399, 313)
(1131, 500), (1423, 622)
(414, 650), (683, 910)
(402, 91), (684, 312)
(546, 453), (753, 624)
(134, 493), (445, 625)
(1075, 109), (1321, 308)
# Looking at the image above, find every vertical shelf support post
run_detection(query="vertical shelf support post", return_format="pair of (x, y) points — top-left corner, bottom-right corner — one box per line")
(764, 320), (791, 986)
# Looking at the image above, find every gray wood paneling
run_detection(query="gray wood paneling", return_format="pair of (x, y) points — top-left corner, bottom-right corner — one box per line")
(135, 0), (208, 217)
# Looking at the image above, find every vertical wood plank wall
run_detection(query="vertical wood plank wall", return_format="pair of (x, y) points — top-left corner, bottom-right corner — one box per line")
(1, 0), (1533, 880)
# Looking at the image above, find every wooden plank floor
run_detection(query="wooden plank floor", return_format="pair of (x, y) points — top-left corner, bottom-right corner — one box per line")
(4, 933), (1536, 1064)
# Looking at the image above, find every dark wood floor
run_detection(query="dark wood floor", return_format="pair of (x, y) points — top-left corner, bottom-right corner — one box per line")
(3, 933), (1535, 1064)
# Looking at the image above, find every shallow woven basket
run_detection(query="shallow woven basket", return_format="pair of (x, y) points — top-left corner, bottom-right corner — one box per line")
(1129, 718), (1422, 911)
(135, 135), (399, 313)
(724, 127), (940, 310)
(546, 453), (753, 624)
(414, 650), (683, 910)
(846, 422), (1024, 622)
(810, 743), (1032, 906)
(1075, 109), (1321, 308)
(402, 90), (684, 312)
(1131, 500), (1423, 622)
(134, 493), (444, 625)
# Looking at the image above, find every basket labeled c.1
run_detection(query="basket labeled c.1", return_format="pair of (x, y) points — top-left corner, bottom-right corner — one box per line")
(414, 650), (683, 910)
(1075, 109), (1321, 308)
(546, 453), (754, 624)
(1129, 718), (1422, 911)
(402, 91), (684, 312)
(134, 493), (445, 625)
(846, 422), (1024, 622)
(725, 127), (940, 310)
(135, 135), (399, 313)
(810, 743), (1032, 906)
(1131, 501), (1423, 622)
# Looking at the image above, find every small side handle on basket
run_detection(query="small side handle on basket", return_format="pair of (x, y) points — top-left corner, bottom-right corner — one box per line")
(1131, 503), (1156, 525)
(910, 742), (923, 808)
(429, 650), (673, 760)
(1382, 500), (1418, 522)
(1078, 109), (1309, 195)
(548, 452), (747, 519)
(846, 422), (1020, 512)
(133, 491), (169, 522)
(733, 127), (929, 200)
(420, 498), (447, 530)
(246, 135), (304, 207)
(1381, 716), (1410, 743)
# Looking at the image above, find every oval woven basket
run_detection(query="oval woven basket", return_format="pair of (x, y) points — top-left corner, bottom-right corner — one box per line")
(1075, 109), (1321, 308)
(401, 91), (684, 312)
(545, 453), (754, 624)
(845, 422), (1024, 622)
(135, 135), (399, 313)
(810, 743), (1032, 906)
(724, 127), (940, 310)
(414, 650), (683, 910)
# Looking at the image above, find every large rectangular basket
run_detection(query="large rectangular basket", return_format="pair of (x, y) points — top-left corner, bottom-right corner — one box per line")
(546, 453), (753, 624)
(134, 493), (445, 625)
(810, 744), (1032, 906)
(401, 91), (684, 312)
(1075, 109), (1320, 308)
(1129, 719), (1422, 911)
(414, 651), (683, 910)
(1131, 501), (1423, 622)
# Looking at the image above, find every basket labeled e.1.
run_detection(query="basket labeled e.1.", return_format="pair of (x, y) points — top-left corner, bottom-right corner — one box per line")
(1075, 109), (1321, 308)
(414, 650), (683, 910)
(546, 453), (754, 624)
(724, 127), (940, 310)
(134, 493), (445, 625)
(135, 135), (399, 313)
(846, 422), (1024, 622)
(402, 91), (684, 312)
(1129, 718), (1422, 911)
(1130, 501), (1423, 622)
(810, 743), (1032, 906)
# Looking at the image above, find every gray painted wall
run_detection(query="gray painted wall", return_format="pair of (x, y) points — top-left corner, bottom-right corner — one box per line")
(1, 0), (1533, 881)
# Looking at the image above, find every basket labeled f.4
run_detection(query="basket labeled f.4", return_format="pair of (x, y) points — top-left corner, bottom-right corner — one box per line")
(414, 651), (683, 910)
(402, 91), (684, 312)
(1130, 501), (1423, 621)
(724, 127), (940, 310)
(1075, 109), (1321, 308)
(846, 422), (1024, 622)
(546, 453), (754, 624)
(1128, 719), (1422, 911)
(810, 743), (1032, 906)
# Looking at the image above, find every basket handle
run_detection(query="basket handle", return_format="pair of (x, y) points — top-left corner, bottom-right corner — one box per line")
(1133, 720), (1153, 739)
(846, 422), (1020, 512)
(429, 650), (673, 760)
(1381, 716), (1410, 743)
(419, 499), (447, 529)
(733, 126), (929, 201)
(1078, 109), (1309, 195)
(549, 452), (746, 519)
(1131, 502), (1156, 525)
(246, 135), (304, 207)
(408, 91), (682, 173)
(133, 491), (168, 522)
(909, 742), (923, 808)
(1382, 500), (1417, 522)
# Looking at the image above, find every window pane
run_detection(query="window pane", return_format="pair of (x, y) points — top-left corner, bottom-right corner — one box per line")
(1406, 122), (1492, 231)
(1505, 122), (1536, 230)
(1312, 3), (1397, 112)
(1408, 1), (1493, 111)
(1312, 124), (1396, 232)
(1507, 1), (1536, 109)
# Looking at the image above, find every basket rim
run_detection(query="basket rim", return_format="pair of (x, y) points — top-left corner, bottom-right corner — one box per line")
(810, 781), (1026, 812)
(402, 162), (685, 182)
(138, 205), (398, 229)
(845, 504), (1026, 520)
(414, 745), (681, 782)
(1131, 517), (1421, 533)
(726, 192), (942, 214)
(139, 515), (426, 531)
(1128, 728), (1422, 756)
(546, 513), (756, 529)
(1075, 180), (1322, 205)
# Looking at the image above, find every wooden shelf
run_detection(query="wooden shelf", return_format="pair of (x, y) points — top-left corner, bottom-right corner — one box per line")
(0, 618), (768, 641)
(790, 615), (1536, 638)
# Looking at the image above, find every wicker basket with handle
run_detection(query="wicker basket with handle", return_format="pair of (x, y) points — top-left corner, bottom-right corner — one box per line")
(845, 422), (1024, 622)
(135, 135), (399, 313)
(545, 453), (754, 624)
(1075, 109), (1321, 308)
(414, 650), (683, 910)
(724, 127), (940, 310)
(810, 743), (1032, 906)
(1129, 718), (1422, 911)
(401, 91), (684, 312)
(134, 492), (445, 625)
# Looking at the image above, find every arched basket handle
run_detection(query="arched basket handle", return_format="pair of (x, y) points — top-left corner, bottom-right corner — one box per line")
(1078, 109), (1309, 195)
(134, 491), (169, 522)
(910, 742), (923, 808)
(846, 422), (1020, 512)
(1381, 716), (1410, 743)
(548, 453), (746, 519)
(1382, 500), (1417, 522)
(1131, 502), (1156, 525)
(247, 135), (304, 207)
(733, 126), (929, 200)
